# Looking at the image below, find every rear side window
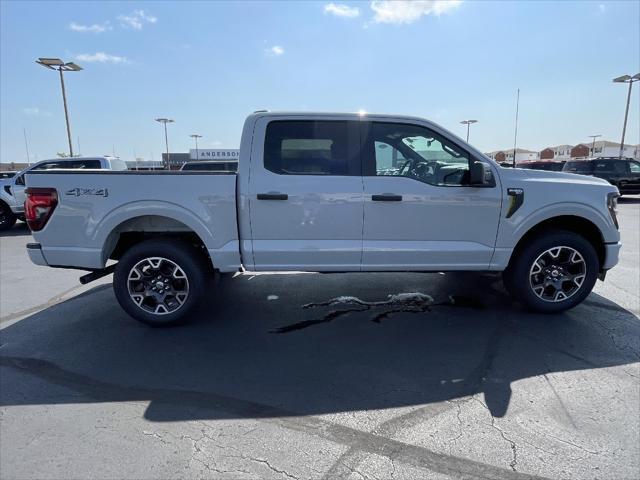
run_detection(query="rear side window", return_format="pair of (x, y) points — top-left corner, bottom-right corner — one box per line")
(563, 161), (592, 173)
(594, 161), (628, 173)
(629, 161), (640, 173)
(108, 159), (128, 170)
(33, 159), (102, 170)
(264, 121), (359, 176)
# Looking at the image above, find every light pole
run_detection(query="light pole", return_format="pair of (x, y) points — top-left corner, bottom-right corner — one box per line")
(190, 134), (202, 162)
(613, 73), (640, 158)
(36, 58), (82, 157)
(155, 118), (174, 169)
(588, 134), (601, 158)
(460, 120), (478, 142)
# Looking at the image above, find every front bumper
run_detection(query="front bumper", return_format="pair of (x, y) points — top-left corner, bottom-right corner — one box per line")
(602, 242), (622, 270)
(26, 243), (48, 266)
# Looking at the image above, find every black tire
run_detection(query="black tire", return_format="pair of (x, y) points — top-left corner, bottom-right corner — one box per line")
(503, 229), (599, 313)
(113, 238), (207, 326)
(0, 202), (17, 232)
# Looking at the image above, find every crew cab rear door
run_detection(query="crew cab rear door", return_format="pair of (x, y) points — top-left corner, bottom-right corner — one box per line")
(247, 117), (363, 271)
(360, 120), (502, 270)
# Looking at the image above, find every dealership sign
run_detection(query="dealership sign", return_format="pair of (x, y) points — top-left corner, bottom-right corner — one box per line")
(190, 149), (239, 160)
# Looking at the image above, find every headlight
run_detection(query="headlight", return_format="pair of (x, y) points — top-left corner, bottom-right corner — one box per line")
(607, 192), (619, 229)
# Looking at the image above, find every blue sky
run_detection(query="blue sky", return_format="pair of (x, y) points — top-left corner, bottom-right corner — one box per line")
(1, 0), (639, 163)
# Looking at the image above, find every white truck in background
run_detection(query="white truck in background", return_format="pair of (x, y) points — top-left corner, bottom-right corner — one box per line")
(24, 112), (621, 326)
(0, 156), (127, 231)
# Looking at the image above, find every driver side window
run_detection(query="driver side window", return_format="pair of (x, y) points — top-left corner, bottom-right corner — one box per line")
(370, 122), (471, 186)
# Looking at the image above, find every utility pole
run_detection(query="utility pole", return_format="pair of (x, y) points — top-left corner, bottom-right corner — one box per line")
(460, 120), (478, 142)
(36, 58), (83, 157)
(588, 135), (601, 158)
(613, 74), (640, 158)
(512, 88), (520, 168)
(155, 118), (175, 169)
(190, 134), (202, 162)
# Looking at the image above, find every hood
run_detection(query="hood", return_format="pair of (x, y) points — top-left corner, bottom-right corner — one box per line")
(501, 166), (613, 188)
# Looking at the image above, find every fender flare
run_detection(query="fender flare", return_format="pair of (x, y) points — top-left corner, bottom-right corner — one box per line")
(510, 202), (615, 245)
(93, 200), (216, 264)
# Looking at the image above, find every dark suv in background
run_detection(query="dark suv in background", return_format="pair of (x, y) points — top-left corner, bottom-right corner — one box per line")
(563, 157), (640, 195)
(520, 160), (566, 171)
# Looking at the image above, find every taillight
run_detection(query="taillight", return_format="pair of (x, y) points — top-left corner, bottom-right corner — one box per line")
(25, 187), (58, 231)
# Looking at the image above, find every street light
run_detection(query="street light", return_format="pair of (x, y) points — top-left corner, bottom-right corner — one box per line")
(36, 57), (83, 157)
(613, 73), (640, 158)
(155, 118), (174, 169)
(190, 134), (202, 162)
(588, 135), (601, 158)
(460, 119), (478, 142)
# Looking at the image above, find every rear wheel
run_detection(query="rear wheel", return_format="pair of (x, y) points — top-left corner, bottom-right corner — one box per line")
(113, 238), (207, 326)
(0, 203), (16, 232)
(503, 230), (599, 313)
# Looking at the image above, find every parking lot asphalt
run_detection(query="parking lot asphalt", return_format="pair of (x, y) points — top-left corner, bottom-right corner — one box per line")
(1, 199), (638, 479)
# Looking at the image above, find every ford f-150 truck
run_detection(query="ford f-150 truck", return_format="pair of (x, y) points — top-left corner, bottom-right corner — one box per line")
(25, 112), (621, 326)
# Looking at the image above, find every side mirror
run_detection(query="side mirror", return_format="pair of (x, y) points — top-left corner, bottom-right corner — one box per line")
(14, 175), (25, 186)
(469, 161), (494, 186)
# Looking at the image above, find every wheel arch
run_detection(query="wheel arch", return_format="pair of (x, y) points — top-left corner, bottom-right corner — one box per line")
(100, 212), (215, 270)
(508, 215), (606, 269)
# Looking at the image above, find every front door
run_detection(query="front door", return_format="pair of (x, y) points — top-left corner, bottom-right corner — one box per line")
(361, 121), (502, 271)
(248, 118), (364, 271)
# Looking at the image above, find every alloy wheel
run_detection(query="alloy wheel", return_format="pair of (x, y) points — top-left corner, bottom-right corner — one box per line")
(127, 257), (189, 315)
(529, 246), (586, 302)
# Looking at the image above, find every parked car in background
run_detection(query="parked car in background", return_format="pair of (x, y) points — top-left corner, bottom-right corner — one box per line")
(0, 156), (127, 231)
(25, 112), (621, 326)
(0, 171), (17, 179)
(180, 160), (238, 172)
(519, 160), (566, 172)
(563, 157), (640, 195)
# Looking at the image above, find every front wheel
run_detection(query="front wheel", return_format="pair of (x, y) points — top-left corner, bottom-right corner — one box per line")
(503, 230), (599, 313)
(113, 238), (207, 326)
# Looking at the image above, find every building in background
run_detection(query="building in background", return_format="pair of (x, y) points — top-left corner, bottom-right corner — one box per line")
(161, 153), (191, 170)
(588, 140), (637, 158)
(190, 149), (239, 161)
(486, 148), (538, 164)
(570, 144), (590, 159)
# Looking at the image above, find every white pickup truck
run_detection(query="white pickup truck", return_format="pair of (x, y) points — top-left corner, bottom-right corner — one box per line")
(25, 112), (621, 326)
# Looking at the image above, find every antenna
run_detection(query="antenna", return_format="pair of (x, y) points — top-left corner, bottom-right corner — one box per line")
(23, 128), (31, 165)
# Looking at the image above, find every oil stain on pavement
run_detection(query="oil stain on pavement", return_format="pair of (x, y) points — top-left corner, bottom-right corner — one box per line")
(270, 293), (484, 333)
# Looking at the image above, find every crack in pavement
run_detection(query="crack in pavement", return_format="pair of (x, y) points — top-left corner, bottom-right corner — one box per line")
(474, 397), (518, 472)
(0, 355), (546, 480)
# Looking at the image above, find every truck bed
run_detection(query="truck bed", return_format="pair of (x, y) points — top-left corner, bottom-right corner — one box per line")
(25, 170), (241, 271)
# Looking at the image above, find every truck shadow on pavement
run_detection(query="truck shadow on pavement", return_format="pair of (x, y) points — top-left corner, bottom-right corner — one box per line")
(1, 271), (638, 422)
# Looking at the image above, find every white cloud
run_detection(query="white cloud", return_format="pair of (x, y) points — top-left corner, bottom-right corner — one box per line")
(370, 0), (462, 24)
(69, 21), (111, 33)
(324, 3), (360, 18)
(265, 45), (284, 56)
(23, 108), (52, 117)
(75, 52), (130, 64)
(118, 10), (157, 30)
(598, 4), (606, 13)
